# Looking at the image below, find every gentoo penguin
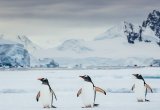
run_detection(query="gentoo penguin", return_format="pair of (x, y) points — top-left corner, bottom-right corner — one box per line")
(36, 78), (57, 108)
(77, 75), (106, 108)
(132, 74), (153, 102)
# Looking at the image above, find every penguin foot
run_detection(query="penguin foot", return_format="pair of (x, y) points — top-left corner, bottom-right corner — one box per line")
(51, 105), (57, 108)
(82, 104), (99, 108)
(94, 104), (99, 107)
(145, 99), (150, 102)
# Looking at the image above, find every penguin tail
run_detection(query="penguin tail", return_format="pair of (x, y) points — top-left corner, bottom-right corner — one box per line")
(94, 104), (99, 107)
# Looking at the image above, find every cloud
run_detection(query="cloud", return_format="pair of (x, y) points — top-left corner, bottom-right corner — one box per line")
(0, 0), (159, 27)
(0, 0), (159, 22)
(0, 0), (159, 47)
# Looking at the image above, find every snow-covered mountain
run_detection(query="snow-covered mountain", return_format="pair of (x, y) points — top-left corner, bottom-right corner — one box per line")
(142, 10), (160, 45)
(57, 39), (92, 53)
(94, 22), (125, 40)
(0, 10), (160, 68)
(14, 35), (41, 55)
(44, 10), (160, 67)
(48, 18), (160, 59)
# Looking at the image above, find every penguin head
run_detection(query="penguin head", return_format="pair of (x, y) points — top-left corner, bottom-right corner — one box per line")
(79, 75), (92, 83)
(132, 74), (144, 80)
(38, 78), (49, 85)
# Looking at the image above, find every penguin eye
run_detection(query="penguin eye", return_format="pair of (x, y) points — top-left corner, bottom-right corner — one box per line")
(44, 78), (48, 81)
(86, 75), (89, 78)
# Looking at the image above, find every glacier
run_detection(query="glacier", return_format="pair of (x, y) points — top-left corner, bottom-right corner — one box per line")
(0, 42), (30, 68)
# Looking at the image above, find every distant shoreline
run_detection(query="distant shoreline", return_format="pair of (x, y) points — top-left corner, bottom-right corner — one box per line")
(0, 66), (159, 71)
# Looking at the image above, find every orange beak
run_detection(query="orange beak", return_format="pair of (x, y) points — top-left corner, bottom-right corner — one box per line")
(132, 74), (136, 77)
(79, 75), (84, 79)
(37, 78), (42, 80)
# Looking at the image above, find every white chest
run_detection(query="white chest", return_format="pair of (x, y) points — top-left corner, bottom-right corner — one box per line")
(81, 82), (95, 107)
(134, 79), (145, 100)
(40, 85), (52, 106)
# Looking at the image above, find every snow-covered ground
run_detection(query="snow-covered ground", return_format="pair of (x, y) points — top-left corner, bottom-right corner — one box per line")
(0, 67), (160, 110)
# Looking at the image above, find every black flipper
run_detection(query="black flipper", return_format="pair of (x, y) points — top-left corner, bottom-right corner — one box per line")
(47, 83), (57, 107)
(50, 89), (57, 107)
(131, 84), (135, 91)
(145, 88), (147, 98)
(47, 82), (57, 101)
(93, 86), (96, 106)
(51, 91), (53, 107)
(77, 88), (82, 97)
(36, 91), (40, 102)
(52, 90), (57, 101)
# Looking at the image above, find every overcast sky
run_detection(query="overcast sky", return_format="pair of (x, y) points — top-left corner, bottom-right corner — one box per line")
(0, 0), (159, 48)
